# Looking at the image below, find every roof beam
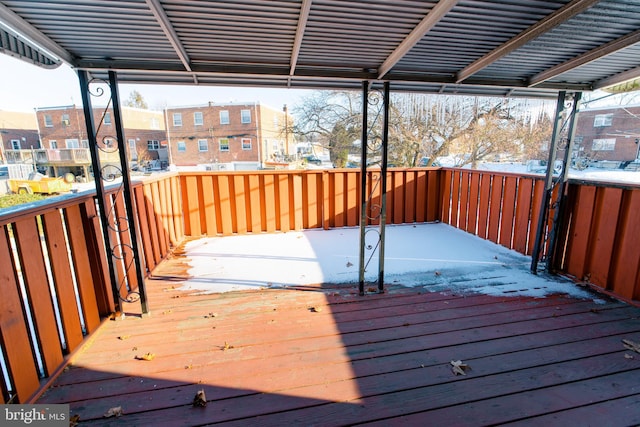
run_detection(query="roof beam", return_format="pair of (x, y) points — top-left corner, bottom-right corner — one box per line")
(289, 0), (312, 80)
(0, 2), (73, 64)
(530, 29), (640, 86)
(456, 0), (599, 83)
(594, 65), (640, 91)
(377, 0), (459, 80)
(145, 0), (192, 72)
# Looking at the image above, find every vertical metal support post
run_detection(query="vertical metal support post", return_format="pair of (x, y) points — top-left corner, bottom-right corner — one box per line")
(546, 92), (582, 273)
(531, 91), (566, 273)
(77, 70), (121, 314)
(108, 71), (149, 313)
(377, 81), (390, 291)
(358, 81), (369, 296)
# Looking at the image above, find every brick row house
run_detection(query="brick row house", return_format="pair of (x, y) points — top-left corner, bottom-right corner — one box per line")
(165, 102), (290, 170)
(574, 104), (640, 167)
(0, 110), (40, 163)
(34, 105), (166, 178)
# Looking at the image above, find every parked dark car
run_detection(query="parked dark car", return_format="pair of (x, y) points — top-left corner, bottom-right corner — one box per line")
(304, 155), (322, 165)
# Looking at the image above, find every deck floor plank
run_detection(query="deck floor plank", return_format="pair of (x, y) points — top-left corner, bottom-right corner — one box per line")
(36, 268), (640, 426)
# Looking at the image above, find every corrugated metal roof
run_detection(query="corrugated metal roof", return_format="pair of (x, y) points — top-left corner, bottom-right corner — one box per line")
(1, 0), (639, 98)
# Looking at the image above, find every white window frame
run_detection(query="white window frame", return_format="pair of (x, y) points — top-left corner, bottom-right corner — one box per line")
(148, 140), (160, 150)
(128, 139), (137, 160)
(592, 138), (616, 151)
(219, 138), (230, 151)
(198, 139), (208, 152)
(50, 140), (57, 149)
(44, 114), (53, 127)
(593, 114), (613, 127)
(104, 112), (112, 125)
(177, 141), (186, 152)
(173, 113), (183, 127)
(241, 109), (251, 124)
(241, 138), (252, 150)
(62, 114), (70, 126)
(65, 138), (80, 148)
(10, 140), (21, 150)
(194, 112), (204, 126)
(220, 110), (230, 125)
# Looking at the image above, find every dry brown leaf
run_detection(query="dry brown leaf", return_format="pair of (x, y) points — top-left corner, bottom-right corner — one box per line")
(135, 352), (155, 361)
(434, 271), (441, 276)
(103, 406), (123, 418)
(162, 310), (172, 315)
(310, 306), (322, 313)
(624, 353), (635, 359)
(118, 335), (131, 340)
(222, 342), (234, 351)
(367, 287), (377, 293)
(69, 414), (80, 426)
(450, 360), (470, 376)
(622, 339), (640, 353)
(346, 261), (353, 267)
(193, 389), (207, 407)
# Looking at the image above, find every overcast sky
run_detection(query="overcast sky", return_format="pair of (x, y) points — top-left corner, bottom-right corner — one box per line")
(0, 54), (313, 113)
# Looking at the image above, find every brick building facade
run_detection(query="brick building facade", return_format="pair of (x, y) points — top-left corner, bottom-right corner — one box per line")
(0, 110), (39, 163)
(575, 105), (640, 163)
(35, 105), (166, 162)
(165, 102), (289, 168)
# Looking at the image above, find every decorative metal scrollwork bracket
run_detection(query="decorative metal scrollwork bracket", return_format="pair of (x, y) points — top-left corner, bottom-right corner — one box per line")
(359, 81), (390, 295)
(78, 70), (149, 315)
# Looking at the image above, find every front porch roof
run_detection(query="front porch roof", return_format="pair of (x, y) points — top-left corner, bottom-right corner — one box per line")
(2, 0), (640, 97)
(37, 224), (640, 424)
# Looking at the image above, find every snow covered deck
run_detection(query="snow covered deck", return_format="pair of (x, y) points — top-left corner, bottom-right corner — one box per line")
(36, 224), (640, 425)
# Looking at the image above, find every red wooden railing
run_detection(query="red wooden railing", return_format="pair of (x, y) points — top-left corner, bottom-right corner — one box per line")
(1, 167), (639, 404)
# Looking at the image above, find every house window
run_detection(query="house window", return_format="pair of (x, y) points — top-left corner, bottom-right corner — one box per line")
(198, 139), (208, 152)
(273, 115), (278, 127)
(173, 113), (182, 126)
(593, 114), (613, 127)
(241, 109), (251, 124)
(128, 139), (137, 160)
(220, 110), (229, 125)
(104, 112), (112, 125)
(592, 138), (616, 151)
(241, 138), (252, 150)
(219, 138), (230, 151)
(11, 140), (21, 150)
(44, 114), (53, 127)
(194, 112), (204, 126)
(66, 138), (80, 148)
(81, 140), (89, 148)
(50, 140), (57, 149)
(148, 140), (160, 150)
(177, 141), (186, 152)
(62, 114), (70, 126)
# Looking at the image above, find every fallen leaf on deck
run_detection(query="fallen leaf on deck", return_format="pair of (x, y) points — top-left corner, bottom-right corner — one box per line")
(624, 353), (634, 359)
(118, 335), (131, 340)
(193, 389), (207, 407)
(346, 261), (353, 267)
(450, 360), (470, 376)
(135, 353), (155, 361)
(185, 364), (193, 369)
(222, 342), (234, 351)
(171, 295), (181, 299)
(367, 287), (377, 293)
(622, 339), (640, 353)
(162, 310), (172, 315)
(434, 271), (441, 276)
(310, 306), (322, 313)
(103, 406), (123, 418)
(69, 414), (80, 426)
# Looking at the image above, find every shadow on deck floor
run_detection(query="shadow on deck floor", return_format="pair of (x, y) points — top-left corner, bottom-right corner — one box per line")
(38, 257), (640, 426)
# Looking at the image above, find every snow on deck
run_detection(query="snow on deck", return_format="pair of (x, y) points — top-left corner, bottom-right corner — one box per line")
(180, 222), (602, 301)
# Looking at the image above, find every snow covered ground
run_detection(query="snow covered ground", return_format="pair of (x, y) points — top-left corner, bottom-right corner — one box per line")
(179, 222), (604, 303)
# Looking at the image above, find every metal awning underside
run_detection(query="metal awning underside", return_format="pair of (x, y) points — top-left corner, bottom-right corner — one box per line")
(1, 0), (640, 98)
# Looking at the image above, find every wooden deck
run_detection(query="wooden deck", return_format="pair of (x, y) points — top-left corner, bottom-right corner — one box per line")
(38, 255), (640, 426)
